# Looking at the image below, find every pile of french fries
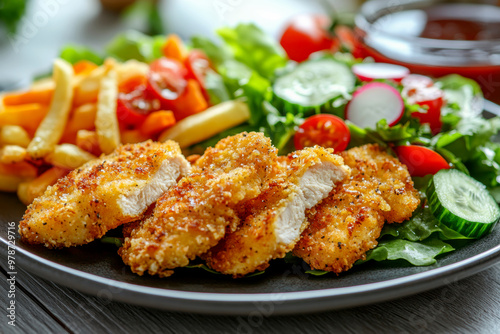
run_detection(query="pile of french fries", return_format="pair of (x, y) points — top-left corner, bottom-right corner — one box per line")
(0, 58), (151, 204)
(0, 54), (252, 206)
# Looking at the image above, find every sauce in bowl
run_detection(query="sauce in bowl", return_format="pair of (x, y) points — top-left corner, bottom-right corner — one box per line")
(355, 0), (500, 103)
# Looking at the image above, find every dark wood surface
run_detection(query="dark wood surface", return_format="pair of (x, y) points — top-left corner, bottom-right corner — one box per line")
(1, 263), (500, 334)
(1, 1), (500, 333)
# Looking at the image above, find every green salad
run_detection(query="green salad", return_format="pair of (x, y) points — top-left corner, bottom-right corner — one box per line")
(59, 23), (500, 274)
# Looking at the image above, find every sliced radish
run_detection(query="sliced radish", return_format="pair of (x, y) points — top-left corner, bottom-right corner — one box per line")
(352, 63), (410, 83)
(401, 74), (434, 89)
(345, 82), (405, 129)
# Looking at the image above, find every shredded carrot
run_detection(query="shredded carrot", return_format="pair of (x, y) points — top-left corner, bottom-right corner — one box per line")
(3, 89), (53, 106)
(139, 110), (176, 136)
(172, 79), (208, 121)
(162, 34), (187, 62)
(0, 103), (49, 135)
(73, 60), (99, 75)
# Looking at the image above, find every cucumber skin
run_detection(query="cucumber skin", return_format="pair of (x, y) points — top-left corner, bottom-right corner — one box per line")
(271, 92), (344, 118)
(426, 177), (499, 239)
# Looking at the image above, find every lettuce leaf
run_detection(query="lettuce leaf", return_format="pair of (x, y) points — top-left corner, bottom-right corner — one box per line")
(0, 0), (26, 34)
(105, 31), (164, 63)
(465, 142), (500, 188)
(59, 45), (104, 65)
(360, 237), (455, 266)
(217, 23), (287, 79)
(380, 207), (471, 242)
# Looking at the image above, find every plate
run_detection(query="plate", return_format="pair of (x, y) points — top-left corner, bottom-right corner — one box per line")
(1, 102), (499, 316)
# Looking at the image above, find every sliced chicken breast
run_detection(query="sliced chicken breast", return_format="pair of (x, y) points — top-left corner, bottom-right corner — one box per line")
(119, 132), (279, 277)
(203, 147), (350, 277)
(293, 144), (420, 274)
(19, 140), (190, 248)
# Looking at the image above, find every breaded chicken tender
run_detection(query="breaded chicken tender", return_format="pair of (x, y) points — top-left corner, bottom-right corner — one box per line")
(203, 147), (350, 277)
(119, 132), (279, 277)
(293, 144), (420, 274)
(19, 140), (190, 248)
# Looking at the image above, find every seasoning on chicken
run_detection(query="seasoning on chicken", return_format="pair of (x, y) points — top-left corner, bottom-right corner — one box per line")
(202, 146), (350, 277)
(293, 144), (420, 274)
(119, 132), (279, 277)
(19, 140), (190, 248)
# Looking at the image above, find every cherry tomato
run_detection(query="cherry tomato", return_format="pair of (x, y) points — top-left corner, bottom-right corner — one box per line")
(294, 114), (350, 152)
(280, 14), (339, 62)
(184, 50), (211, 101)
(146, 58), (188, 109)
(395, 145), (450, 177)
(402, 74), (445, 134)
(117, 86), (161, 128)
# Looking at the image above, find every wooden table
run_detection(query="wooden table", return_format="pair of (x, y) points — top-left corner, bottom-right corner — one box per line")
(1, 1), (500, 333)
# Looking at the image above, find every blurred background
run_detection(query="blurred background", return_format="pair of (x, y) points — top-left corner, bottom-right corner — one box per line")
(1, 0), (500, 100)
(0, 0), (362, 86)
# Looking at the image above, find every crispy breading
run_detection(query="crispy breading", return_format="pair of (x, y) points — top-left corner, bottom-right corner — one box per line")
(203, 147), (350, 277)
(19, 140), (190, 248)
(119, 132), (279, 277)
(293, 144), (420, 273)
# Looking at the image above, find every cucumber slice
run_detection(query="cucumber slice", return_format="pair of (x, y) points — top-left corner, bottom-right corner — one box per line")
(272, 59), (355, 116)
(427, 169), (500, 238)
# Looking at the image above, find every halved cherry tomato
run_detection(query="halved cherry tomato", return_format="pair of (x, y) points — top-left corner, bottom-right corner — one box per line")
(280, 14), (339, 62)
(146, 58), (188, 109)
(184, 50), (211, 101)
(395, 145), (450, 177)
(294, 114), (350, 152)
(402, 74), (444, 134)
(117, 86), (161, 129)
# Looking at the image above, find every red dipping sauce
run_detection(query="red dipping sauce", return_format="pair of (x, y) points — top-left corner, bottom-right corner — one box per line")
(355, 0), (500, 103)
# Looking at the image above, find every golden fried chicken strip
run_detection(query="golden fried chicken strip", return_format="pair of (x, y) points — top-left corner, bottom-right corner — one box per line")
(119, 132), (279, 277)
(203, 147), (350, 277)
(19, 140), (190, 248)
(293, 144), (420, 274)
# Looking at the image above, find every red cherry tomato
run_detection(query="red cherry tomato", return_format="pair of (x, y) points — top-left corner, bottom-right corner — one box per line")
(184, 50), (211, 101)
(146, 58), (188, 109)
(402, 74), (444, 134)
(294, 114), (350, 152)
(395, 145), (450, 177)
(280, 14), (339, 62)
(117, 86), (161, 128)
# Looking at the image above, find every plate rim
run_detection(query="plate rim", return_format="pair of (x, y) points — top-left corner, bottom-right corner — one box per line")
(3, 100), (500, 315)
(2, 236), (500, 315)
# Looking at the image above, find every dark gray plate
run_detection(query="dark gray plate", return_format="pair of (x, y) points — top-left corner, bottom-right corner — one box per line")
(1, 102), (499, 316)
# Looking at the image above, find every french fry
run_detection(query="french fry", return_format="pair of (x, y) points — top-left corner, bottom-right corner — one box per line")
(0, 103), (49, 135)
(46, 144), (97, 169)
(27, 59), (75, 159)
(30, 77), (55, 91)
(159, 100), (250, 148)
(73, 64), (107, 106)
(17, 167), (68, 205)
(95, 68), (120, 154)
(0, 145), (28, 164)
(76, 129), (102, 156)
(60, 103), (97, 143)
(0, 161), (38, 192)
(0, 125), (31, 147)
